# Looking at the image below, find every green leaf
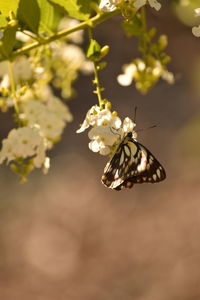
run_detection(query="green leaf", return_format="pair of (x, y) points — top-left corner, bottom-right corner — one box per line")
(0, 26), (17, 57)
(97, 61), (107, 70)
(122, 14), (143, 37)
(49, 0), (98, 20)
(17, 0), (40, 33)
(86, 39), (101, 61)
(0, 0), (20, 16)
(0, 15), (8, 28)
(37, 0), (62, 33)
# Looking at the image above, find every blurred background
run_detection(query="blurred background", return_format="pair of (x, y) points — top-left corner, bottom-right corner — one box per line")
(0, 1), (200, 299)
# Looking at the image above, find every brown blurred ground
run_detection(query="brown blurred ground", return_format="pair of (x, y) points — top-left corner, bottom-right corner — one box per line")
(0, 2), (200, 300)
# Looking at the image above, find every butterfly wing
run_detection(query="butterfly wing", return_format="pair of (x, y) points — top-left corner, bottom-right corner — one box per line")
(102, 137), (166, 190)
(114, 142), (166, 190)
(101, 138), (143, 189)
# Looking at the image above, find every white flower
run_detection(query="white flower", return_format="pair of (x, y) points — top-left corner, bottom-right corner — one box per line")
(0, 74), (9, 89)
(152, 60), (163, 77)
(77, 105), (137, 156)
(192, 8), (200, 37)
(55, 43), (85, 69)
(33, 143), (50, 174)
(148, 0), (161, 10)
(88, 126), (120, 145)
(99, 0), (117, 11)
(0, 126), (48, 169)
(47, 96), (73, 123)
(117, 63), (137, 86)
(192, 25), (200, 37)
(161, 70), (175, 84)
(36, 110), (65, 141)
(43, 157), (50, 174)
(194, 8), (200, 17)
(134, 0), (161, 11)
(137, 60), (146, 71)
(16, 31), (32, 42)
(88, 125), (120, 156)
(134, 0), (146, 8)
(20, 97), (72, 143)
(0, 57), (33, 90)
(13, 56), (33, 82)
(89, 139), (111, 155)
(80, 60), (94, 75)
(87, 116), (136, 156)
(122, 117), (136, 136)
(76, 105), (121, 133)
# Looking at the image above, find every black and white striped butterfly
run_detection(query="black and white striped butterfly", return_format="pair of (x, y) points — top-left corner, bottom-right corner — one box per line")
(101, 132), (166, 190)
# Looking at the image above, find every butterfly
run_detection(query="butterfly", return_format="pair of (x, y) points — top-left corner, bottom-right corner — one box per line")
(101, 132), (166, 190)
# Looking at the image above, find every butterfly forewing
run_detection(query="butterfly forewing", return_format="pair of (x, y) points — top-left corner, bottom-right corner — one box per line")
(102, 136), (143, 189)
(101, 133), (166, 190)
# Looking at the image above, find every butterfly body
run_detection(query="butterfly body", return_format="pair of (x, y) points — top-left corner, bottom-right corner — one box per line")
(101, 132), (166, 190)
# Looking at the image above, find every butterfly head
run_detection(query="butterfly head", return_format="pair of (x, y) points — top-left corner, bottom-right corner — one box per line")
(126, 132), (133, 138)
(123, 131), (137, 142)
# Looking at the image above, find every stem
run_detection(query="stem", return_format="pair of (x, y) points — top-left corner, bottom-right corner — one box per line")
(88, 27), (103, 107)
(141, 7), (147, 32)
(93, 62), (103, 106)
(0, 10), (119, 63)
(140, 6), (148, 58)
(22, 30), (42, 42)
(8, 61), (19, 114)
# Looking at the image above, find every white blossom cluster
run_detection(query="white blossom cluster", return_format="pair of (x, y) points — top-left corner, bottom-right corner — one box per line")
(0, 17), (92, 178)
(0, 56), (33, 93)
(50, 42), (93, 99)
(0, 56), (73, 176)
(20, 90), (73, 144)
(0, 126), (50, 174)
(0, 85), (73, 176)
(117, 59), (174, 89)
(77, 105), (136, 156)
(99, 0), (161, 12)
(192, 8), (200, 37)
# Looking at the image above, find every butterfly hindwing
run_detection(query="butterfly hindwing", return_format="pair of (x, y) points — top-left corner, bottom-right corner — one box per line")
(115, 143), (166, 190)
(101, 133), (166, 191)
(101, 136), (143, 189)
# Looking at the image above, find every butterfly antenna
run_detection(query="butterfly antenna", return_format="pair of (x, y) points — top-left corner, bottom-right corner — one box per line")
(110, 127), (121, 139)
(134, 106), (137, 124)
(136, 125), (157, 133)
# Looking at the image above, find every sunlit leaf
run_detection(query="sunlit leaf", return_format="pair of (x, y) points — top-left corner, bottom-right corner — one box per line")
(0, 0), (20, 16)
(38, 0), (62, 33)
(17, 0), (40, 33)
(49, 0), (98, 20)
(0, 26), (17, 57)
(86, 39), (101, 61)
(0, 15), (8, 28)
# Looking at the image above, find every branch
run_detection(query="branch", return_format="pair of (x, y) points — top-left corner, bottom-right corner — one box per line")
(0, 10), (120, 63)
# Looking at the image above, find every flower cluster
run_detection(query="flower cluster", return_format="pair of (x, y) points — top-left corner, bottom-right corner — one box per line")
(77, 104), (136, 156)
(117, 58), (174, 93)
(134, 0), (161, 11)
(0, 126), (50, 180)
(117, 26), (173, 94)
(99, 0), (161, 12)
(0, 17), (92, 179)
(50, 42), (93, 99)
(19, 88), (73, 145)
(192, 8), (200, 37)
